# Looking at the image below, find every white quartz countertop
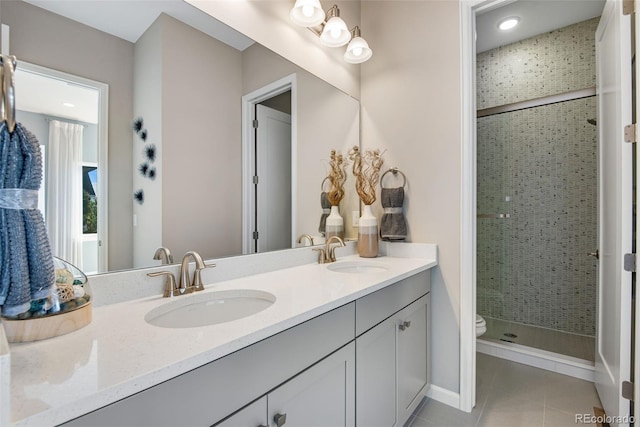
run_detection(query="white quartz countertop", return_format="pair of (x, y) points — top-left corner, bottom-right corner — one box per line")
(8, 246), (437, 426)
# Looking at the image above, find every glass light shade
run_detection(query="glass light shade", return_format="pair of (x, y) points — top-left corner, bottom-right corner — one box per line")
(344, 36), (372, 63)
(290, 0), (325, 27)
(320, 16), (350, 47)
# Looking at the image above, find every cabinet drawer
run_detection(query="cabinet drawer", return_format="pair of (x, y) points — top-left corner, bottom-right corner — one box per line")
(62, 303), (355, 427)
(355, 270), (430, 336)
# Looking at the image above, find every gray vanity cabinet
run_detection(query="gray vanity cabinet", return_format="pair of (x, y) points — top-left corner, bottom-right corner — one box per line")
(267, 342), (355, 427)
(397, 294), (430, 415)
(355, 271), (431, 427)
(216, 398), (267, 427)
(217, 343), (355, 427)
(60, 269), (430, 427)
(355, 315), (398, 426)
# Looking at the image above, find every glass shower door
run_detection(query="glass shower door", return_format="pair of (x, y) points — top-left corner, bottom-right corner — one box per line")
(476, 97), (597, 360)
(477, 113), (513, 339)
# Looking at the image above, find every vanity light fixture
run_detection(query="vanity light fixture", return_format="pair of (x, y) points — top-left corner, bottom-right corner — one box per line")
(290, 0), (325, 27)
(344, 26), (372, 64)
(498, 16), (520, 31)
(62, 102), (75, 108)
(290, 2), (372, 64)
(320, 5), (350, 47)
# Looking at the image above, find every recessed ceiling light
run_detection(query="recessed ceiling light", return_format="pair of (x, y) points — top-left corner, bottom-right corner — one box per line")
(498, 17), (520, 31)
(63, 102), (75, 108)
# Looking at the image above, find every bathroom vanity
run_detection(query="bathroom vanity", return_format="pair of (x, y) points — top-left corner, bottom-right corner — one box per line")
(4, 243), (437, 427)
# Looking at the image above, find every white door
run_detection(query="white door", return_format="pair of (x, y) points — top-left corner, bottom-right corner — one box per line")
(595, 1), (633, 423)
(255, 104), (292, 253)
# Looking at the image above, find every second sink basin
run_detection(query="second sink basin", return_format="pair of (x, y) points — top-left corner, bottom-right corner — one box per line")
(145, 289), (276, 328)
(326, 261), (389, 274)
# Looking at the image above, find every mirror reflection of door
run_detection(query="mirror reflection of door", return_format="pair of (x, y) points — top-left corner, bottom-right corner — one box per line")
(14, 62), (107, 274)
(253, 91), (292, 253)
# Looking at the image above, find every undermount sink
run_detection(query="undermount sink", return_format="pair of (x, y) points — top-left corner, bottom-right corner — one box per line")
(145, 289), (276, 328)
(326, 261), (389, 274)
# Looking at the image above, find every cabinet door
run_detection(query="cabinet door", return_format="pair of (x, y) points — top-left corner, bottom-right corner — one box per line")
(268, 342), (355, 427)
(397, 294), (429, 412)
(216, 397), (267, 427)
(356, 316), (397, 427)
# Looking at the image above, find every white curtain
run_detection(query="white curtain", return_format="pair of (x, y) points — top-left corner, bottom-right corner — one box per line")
(46, 120), (84, 267)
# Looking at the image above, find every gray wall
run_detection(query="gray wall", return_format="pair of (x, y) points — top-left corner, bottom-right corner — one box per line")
(132, 14), (164, 268)
(476, 19), (598, 336)
(242, 42), (360, 242)
(361, 0), (462, 394)
(2, 0), (135, 271)
(161, 14), (243, 260)
(133, 13), (244, 265)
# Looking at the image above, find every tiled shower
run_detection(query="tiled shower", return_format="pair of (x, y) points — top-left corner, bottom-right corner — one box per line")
(476, 18), (598, 361)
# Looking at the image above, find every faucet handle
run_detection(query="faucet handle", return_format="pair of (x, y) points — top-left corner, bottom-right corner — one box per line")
(147, 271), (178, 298)
(192, 263), (216, 292)
(313, 248), (327, 264)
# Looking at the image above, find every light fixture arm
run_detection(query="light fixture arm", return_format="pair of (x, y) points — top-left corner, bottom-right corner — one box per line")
(308, 4), (341, 37)
(326, 4), (340, 18)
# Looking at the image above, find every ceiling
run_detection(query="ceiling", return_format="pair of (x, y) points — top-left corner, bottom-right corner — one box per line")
(22, 0), (254, 50)
(17, 0), (607, 120)
(476, 0), (606, 53)
(15, 68), (99, 124)
(16, 0), (256, 123)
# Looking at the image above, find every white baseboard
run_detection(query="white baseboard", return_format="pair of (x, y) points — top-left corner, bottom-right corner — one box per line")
(477, 339), (595, 382)
(426, 384), (461, 408)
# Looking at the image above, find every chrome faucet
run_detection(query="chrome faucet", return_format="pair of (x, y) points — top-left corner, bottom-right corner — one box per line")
(153, 246), (174, 264)
(297, 234), (314, 247)
(179, 251), (216, 293)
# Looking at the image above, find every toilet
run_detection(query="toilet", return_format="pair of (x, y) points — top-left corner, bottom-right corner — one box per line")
(476, 315), (487, 337)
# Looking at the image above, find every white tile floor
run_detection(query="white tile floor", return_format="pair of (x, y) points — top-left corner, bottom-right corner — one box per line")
(406, 353), (602, 426)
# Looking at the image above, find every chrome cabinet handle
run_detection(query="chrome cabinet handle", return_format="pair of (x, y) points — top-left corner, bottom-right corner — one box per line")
(399, 321), (411, 331)
(274, 413), (287, 427)
(587, 250), (599, 260)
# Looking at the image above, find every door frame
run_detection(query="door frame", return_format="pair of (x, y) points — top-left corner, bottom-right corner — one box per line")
(460, 0), (510, 412)
(16, 60), (109, 272)
(461, 0), (635, 418)
(241, 74), (297, 254)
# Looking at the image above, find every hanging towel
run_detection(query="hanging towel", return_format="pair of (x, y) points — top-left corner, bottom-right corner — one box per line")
(0, 122), (55, 316)
(318, 191), (331, 236)
(380, 187), (407, 241)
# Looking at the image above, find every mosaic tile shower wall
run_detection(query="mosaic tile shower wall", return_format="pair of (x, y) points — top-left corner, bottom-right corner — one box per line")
(476, 19), (598, 336)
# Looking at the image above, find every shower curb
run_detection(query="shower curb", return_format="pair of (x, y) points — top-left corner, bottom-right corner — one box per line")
(477, 339), (595, 382)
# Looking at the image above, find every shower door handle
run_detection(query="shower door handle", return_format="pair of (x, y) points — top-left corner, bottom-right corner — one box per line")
(587, 249), (599, 260)
(477, 213), (511, 219)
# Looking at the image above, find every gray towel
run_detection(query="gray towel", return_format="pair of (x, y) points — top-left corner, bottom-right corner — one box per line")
(318, 192), (331, 236)
(380, 187), (407, 241)
(0, 123), (55, 316)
